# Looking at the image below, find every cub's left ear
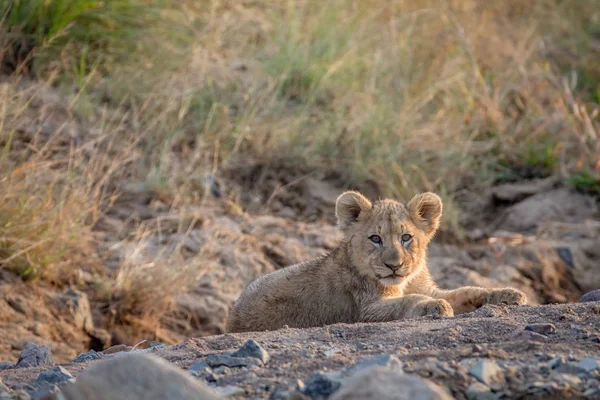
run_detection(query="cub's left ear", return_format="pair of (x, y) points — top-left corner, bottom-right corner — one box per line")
(407, 192), (443, 237)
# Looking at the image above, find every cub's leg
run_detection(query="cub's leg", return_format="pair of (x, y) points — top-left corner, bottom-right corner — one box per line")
(359, 295), (454, 323)
(431, 287), (527, 314)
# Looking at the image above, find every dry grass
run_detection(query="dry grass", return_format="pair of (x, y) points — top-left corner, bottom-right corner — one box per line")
(139, 0), (600, 224)
(107, 227), (214, 337)
(0, 0), (598, 340)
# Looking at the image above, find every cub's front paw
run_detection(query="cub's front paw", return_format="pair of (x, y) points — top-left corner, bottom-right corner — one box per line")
(487, 288), (527, 306)
(413, 299), (454, 318)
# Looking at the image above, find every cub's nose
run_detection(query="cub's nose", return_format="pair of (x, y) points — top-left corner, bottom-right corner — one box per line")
(384, 263), (402, 272)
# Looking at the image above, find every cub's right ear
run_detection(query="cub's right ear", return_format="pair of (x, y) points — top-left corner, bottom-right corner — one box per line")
(335, 191), (372, 231)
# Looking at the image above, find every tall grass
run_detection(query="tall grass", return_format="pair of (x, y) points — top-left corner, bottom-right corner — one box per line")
(174, 0), (600, 217)
(0, 0), (189, 75)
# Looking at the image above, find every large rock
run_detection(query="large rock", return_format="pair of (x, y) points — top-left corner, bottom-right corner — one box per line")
(231, 339), (270, 364)
(35, 366), (74, 385)
(329, 366), (453, 400)
(54, 353), (223, 400)
(494, 188), (597, 233)
(490, 177), (559, 204)
(469, 360), (505, 388)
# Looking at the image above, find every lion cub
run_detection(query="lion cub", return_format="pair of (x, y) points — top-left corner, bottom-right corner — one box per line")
(227, 191), (527, 333)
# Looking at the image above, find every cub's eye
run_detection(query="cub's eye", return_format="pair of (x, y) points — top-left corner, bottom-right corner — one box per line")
(401, 234), (412, 242)
(369, 235), (382, 244)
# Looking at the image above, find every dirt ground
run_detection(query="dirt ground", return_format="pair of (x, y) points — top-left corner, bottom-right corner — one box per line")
(0, 169), (598, 364)
(0, 81), (599, 397)
(1, 301), (600, 399)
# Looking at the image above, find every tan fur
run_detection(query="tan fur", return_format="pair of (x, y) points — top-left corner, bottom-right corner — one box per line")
(227, 191), (527, 333)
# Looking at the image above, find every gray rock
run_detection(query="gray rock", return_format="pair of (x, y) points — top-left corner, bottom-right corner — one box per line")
(469, 360), (505, 387)
(343, 354), (403, 376)
(59, 352), (223, 400)
(472, 345), (484, 354)
(302, 372), (341, 399)
(495, 188), (597, 233)
(213, 366), (231, 375)
(555, 362), (589, 375)
(584, 388), (600, 398)
(35, 366), (74, 385)
(231, 340), (270, 364)
(0, 380), (10, 394)
(28, 384), (60, 400)
(553, 372), (582, 387)
(205, 354), (262, 368)
(513, 330), (548, 343)
(188, 360), (211, 373)
(213, 386), (244, 397)
(16, 343), (53, 368)
(555, 247), (574, 268)
(71, 350), (103, 363)
(574, 356), (600, 373)
(580, 289), (600, 303)
(323, 348), (342, 357)
(0, 362), (15, 370)
(12, 382), (34, 392)
(135, 344), (168, 354)
(269, 381), (307, 400)
(300, 353), (404, 398)
(548, 357), (565, 369)
(490, 177), (559, 204)
(329, 366), (453, 400)
(466, 382), (497, 400)
(524, 323), (556, 335)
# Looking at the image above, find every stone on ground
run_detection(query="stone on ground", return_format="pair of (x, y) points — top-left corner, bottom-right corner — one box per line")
(329, 366), (453, 400)
(53, 353), (223, 400)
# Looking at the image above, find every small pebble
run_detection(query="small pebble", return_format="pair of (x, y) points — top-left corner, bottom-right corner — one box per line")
(35, 366), (74, 385)
(469, 360), (504, 387)
(0, 362), (15, 370)
(555, 362), (589, 376)
(302, 372), (341, 398)
(472, 345), (484, 353)
(466, 382), (497, 400)
(524, 323), (556, 335)
(213, 386), (245, 397)
(574, 356), (600, 373)
(189, 360), (211, 373)
(231, 339), (270, 365)
(323, 348), (342, 357)
(513, 330), (548, 343)
(28, 384), (61, 399)
(71, 350), (103, 363)
(343, 354), (403, 376)
(214, 366), (231, 375)
(206, 354), (262, 368)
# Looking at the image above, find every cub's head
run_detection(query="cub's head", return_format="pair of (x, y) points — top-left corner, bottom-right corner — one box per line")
(335, 191), (442, 286)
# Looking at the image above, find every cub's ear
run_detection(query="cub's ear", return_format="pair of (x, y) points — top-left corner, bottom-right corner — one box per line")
(335, 191), (372, 231)
(407, 192), (443, 237)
